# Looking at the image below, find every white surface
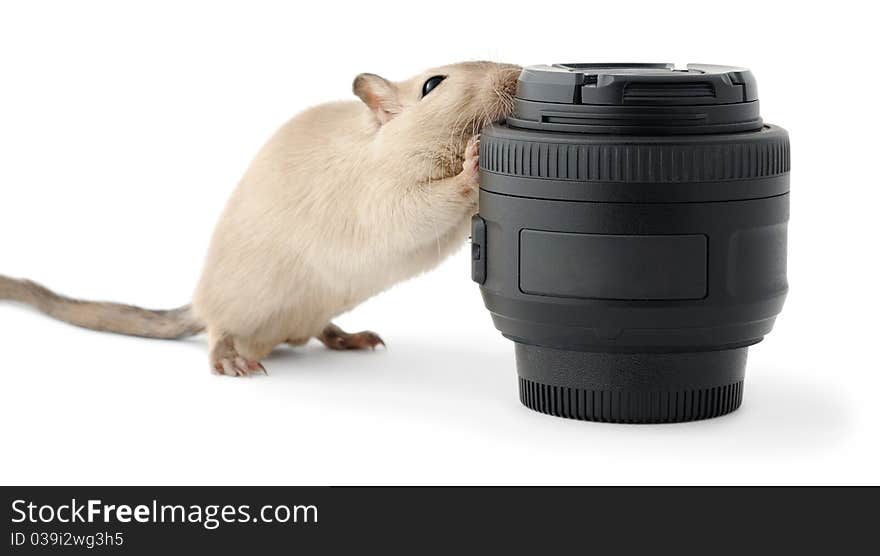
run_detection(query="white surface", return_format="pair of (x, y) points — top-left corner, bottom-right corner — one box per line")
(0, 0), (877, 485)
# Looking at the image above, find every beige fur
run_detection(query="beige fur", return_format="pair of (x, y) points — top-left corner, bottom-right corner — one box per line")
(0, 61), (521, 375)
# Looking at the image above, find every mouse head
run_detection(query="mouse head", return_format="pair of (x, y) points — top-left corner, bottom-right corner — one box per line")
(353, 61), (521, 169)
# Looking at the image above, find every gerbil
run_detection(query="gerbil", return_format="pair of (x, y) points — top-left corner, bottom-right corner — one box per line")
(0, 61), (521, 375)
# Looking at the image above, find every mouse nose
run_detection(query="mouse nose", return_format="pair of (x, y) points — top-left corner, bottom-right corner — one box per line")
(501, 72), (519, 96)
(493, 65), (522, 97)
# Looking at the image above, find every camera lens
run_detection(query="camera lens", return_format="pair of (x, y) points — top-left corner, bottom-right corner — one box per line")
(473, 63), (789, 423)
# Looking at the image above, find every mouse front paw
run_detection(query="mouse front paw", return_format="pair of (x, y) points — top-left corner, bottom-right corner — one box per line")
(458, 135), (480, 196)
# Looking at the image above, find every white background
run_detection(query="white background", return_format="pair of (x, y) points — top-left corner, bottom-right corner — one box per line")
(1, 0), (877, 485)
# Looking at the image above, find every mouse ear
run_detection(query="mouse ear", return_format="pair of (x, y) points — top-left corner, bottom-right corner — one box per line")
(353, 73), (401, 125)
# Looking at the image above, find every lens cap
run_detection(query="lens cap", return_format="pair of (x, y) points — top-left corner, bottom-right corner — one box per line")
(509, 63), (763, 134)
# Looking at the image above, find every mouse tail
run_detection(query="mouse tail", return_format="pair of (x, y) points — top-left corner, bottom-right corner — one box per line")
(0, 274), (204, 339)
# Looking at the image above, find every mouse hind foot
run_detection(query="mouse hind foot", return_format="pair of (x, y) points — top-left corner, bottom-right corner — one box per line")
(318, 323), (385, 351)
(209, 331), (267, 377)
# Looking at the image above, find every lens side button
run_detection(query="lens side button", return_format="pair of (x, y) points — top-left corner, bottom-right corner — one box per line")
(471, 215), (487, 285)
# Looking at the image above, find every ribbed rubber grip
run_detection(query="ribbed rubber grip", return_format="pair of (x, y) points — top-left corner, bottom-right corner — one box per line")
(518, 377), (744, 423)
(513, 344), (748, 424)
(480, 127), (789, 183)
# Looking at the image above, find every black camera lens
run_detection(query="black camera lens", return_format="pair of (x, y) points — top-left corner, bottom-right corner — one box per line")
(473, 63), (789, 423)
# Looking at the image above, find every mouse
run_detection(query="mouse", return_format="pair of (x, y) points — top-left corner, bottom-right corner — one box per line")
(0, 61), (521, 376)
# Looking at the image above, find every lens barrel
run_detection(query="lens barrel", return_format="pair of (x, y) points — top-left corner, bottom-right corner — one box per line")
(474, 64), (789, 423)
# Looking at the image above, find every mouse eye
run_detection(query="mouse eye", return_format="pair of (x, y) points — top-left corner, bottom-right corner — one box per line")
(421, 75), (446, 97)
